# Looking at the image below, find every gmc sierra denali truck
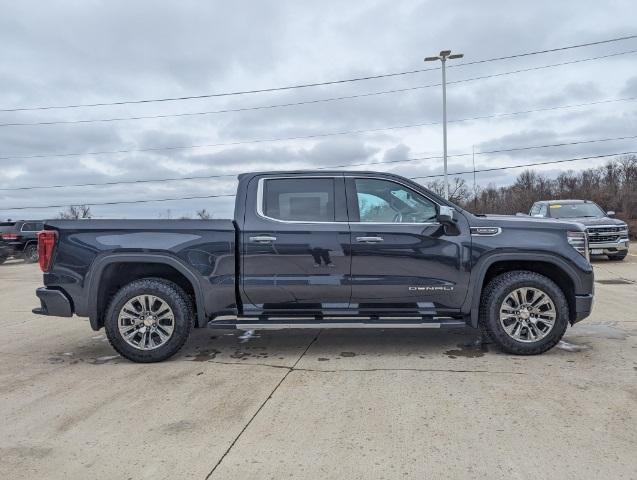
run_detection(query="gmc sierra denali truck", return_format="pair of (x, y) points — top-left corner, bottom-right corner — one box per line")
(33, 171), (594, 362)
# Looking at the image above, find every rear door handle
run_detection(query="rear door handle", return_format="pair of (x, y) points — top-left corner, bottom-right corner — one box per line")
(249, 235), (277, 244)
(356, 236), (384, 243)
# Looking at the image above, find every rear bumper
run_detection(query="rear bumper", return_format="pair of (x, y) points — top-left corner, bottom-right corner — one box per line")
(33, 287), (73, 317)
(572, 293), (594, 324)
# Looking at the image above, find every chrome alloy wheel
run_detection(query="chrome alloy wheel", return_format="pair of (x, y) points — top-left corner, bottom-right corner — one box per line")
(499, 287), (556, 343)
(118, 295), (175, 350)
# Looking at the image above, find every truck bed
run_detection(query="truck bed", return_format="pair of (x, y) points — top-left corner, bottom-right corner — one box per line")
(42, 219), (238, 327)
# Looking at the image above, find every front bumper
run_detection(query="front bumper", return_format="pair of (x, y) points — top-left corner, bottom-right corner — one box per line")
(33, 287), (73, 317)
(573, 293), (594, 324)
(588, 239), (629, 255)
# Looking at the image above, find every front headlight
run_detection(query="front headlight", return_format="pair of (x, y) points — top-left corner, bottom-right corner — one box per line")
(567, 231), (589, 261)
(619, 224), (629, 238)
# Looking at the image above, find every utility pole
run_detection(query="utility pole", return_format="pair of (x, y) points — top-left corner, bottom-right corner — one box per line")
(472, 144), (477, 210)
(425, 50), (464, 200)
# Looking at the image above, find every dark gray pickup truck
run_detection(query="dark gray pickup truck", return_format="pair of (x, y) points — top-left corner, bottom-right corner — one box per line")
(34, 171), (594, 362)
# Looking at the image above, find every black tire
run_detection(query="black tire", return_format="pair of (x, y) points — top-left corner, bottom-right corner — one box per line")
(607, 251), (628, 261)
(479, 270), (569, 355)
(104, 278), (194, 363)
(0, 256), (6, 265)
(23, 244), (38, 263)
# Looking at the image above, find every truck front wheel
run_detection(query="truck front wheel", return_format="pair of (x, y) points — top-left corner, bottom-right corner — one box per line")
(104, 278), (194, 363)
(479, 271), (569, 355)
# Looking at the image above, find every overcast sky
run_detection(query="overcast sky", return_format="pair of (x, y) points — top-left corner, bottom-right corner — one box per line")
(1, 0), (635, 220)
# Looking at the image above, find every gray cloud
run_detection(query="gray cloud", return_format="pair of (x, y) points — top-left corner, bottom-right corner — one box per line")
(0, 0), (635, 219)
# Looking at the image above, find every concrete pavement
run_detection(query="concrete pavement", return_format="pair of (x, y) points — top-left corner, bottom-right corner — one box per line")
(1, 256), (636, 479)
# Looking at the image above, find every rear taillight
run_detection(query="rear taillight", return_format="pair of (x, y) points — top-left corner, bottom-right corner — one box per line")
(37, 230), (57, 272)
(1, 233), (19, 240)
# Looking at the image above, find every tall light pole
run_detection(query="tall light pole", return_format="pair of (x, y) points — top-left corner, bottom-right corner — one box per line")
(425, 50), (464, 200)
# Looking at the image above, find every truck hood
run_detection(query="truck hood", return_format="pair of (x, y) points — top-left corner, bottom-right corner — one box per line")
(468, 213), (586, 231)
(551, 216), (626, 227)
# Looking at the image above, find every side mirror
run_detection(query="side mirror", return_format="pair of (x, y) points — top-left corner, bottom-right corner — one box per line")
(607, 211), (615, 217)
(438, 205), (455, 224)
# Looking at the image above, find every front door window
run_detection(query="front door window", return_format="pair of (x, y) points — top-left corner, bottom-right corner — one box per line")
(354, 178), (437, 223)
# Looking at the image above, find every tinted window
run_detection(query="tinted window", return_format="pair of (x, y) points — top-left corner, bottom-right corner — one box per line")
(263, 178), (335, 222)
(21, 222), (44, 232)
(538, 205), (547, 217)
(0, 223), (16, 233)
(355, 178), (437, 223)
(548, 203), (604, 218)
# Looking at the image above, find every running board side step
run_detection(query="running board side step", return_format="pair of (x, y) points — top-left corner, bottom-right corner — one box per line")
(210, 318), (468, 330)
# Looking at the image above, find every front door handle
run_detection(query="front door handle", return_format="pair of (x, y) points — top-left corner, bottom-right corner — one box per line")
(249, 235), (277, 244)
(356, 236), (384, 243)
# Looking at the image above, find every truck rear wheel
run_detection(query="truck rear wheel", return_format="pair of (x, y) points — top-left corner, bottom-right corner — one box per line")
(479, 271), (568, 355)
(23, 244), (38, 263)
(104, 278), (194, 363)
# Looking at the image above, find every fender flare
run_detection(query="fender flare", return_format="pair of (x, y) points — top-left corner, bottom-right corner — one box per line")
(464, 252), (587, 327)
(85, 253), (207, 330)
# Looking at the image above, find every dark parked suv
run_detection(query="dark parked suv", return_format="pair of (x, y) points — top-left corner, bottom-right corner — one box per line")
(0, 221), (44, 264)
(529, 200), (629, 260)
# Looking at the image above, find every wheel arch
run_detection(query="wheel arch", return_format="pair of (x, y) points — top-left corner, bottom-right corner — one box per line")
(87, 254), (206, 331)
(466, 253), (583, 327)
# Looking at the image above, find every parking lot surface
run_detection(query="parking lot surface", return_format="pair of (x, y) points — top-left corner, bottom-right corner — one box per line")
(1, 256), (637, 479)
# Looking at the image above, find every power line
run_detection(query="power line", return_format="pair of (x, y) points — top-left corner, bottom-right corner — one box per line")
(2, 34), (635, 113)
(2, 50), (636, 128)
(410, 151), (637, 180)
(2, 133), (635, 192)
(327, 135), (637, 169)
(0, 50), (637, 160)
(2, 144), (635, 211)
(3, 151), (634, 212)
(0, 193), (237, 212)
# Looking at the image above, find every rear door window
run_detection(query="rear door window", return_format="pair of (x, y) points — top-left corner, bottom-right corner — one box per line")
(262, 178), (335, 222)
(21, 222), (44, 232)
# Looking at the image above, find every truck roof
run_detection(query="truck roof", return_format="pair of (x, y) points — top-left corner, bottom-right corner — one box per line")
(237, 170), (393, 179)
(536, 199), (593, 205)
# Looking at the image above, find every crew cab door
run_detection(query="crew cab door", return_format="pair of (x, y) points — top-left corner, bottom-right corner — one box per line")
(240, 175), (351, 312)
(345, 176), (470, 314)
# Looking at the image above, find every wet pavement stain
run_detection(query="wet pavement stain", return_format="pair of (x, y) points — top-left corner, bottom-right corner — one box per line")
(92, 355), (121, 364)
(340, 352), (356, 357)
(567, 324), (632, 340)
(444, 341), (489, 359)
(556, 340), (589, 352)
(318, 357), (330, 362)
(230, 350), (252, 359)
(187, 348), (222, 362)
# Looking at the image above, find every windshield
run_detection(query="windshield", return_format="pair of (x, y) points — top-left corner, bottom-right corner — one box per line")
(548, 203), (605, 218)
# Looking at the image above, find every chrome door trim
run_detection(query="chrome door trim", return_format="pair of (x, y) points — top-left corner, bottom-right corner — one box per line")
(255, 176), (347, 225)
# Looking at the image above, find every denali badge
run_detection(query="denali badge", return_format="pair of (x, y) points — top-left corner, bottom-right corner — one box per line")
(409, 286), (454, 291)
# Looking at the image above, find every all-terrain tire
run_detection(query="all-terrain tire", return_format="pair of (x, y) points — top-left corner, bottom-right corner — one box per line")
(23, 244), (38, 263)
(479, 270), (569, 355)
(607, 251), (628, 261)
(0, 256), (7, 265)
(104, 278), (194, 363)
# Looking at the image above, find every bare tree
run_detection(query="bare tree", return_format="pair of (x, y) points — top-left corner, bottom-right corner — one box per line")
(196, 208), (212, 220)
(57, 205), (91, 219)
(460, 156), (637, 239)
